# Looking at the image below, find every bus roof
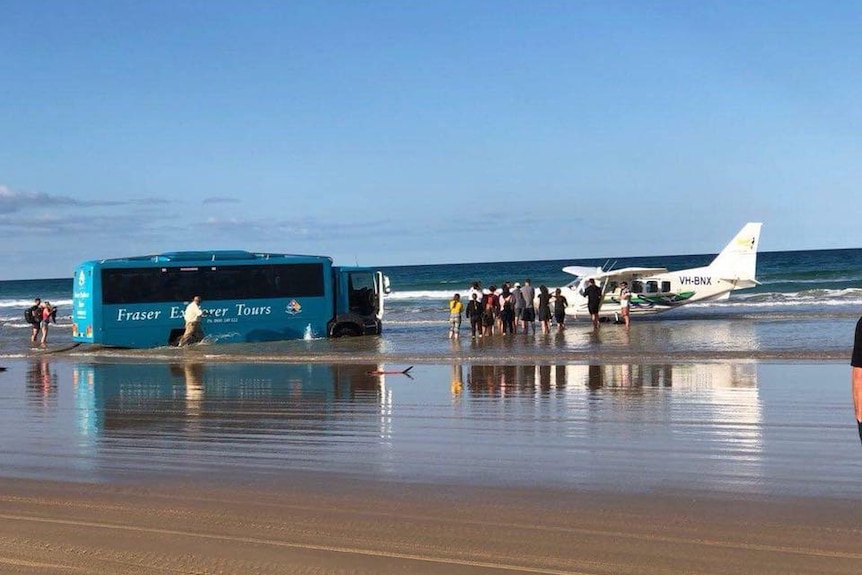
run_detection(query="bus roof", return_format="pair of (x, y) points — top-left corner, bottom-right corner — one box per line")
(84, 251), (334, 266)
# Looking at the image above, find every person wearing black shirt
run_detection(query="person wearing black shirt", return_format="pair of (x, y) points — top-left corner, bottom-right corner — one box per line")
(581, 279), (603, 328)
(465, 293), (483, 339)
(26, 297), (42, 343)
(851, 317), (862, 444)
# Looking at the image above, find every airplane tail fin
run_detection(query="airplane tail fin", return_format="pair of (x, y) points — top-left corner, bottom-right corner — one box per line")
(708, 222), (762, 288)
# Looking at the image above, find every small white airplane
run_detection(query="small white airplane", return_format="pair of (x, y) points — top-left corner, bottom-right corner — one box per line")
(557, 222), (763, 320)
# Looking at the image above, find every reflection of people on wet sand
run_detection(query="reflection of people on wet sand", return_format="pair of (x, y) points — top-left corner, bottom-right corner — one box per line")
(27, 357), (57, 405)
(851, 317), (862, 443)
(450, 363), (463, 396)
(587, 364), (604, 390)
(172, 363), (205, 422)
(184, 363), (204, 401)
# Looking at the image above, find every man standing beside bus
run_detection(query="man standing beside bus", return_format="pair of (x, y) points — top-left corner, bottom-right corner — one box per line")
(179, 296), (205, 346)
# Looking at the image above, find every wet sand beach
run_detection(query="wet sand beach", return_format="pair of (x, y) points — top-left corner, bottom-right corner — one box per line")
(1, 474), (861, 575)
(1, 354), (860, 574)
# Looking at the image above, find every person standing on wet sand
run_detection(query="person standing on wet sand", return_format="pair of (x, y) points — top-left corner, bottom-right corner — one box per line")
(481, 295), (496, 337)
(619, 281), (631, 328)
(536, 285), (552, 334)
(465, 292), (483, 339)
(581, 278), (603, 328)
(25, 297), (42, 343)
(851, 316), (862, 444)
(39, 301), (56, 345)
(178, 296), (205, 346)
(499, 286), (516, 335)
(552, 288), (568, 332)
(511, 282), (525, 334)
(448, 293), (463, 339)
(520, 279), (536, 334)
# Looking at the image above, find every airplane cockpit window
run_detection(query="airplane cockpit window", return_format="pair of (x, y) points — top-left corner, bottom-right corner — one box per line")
(646, 280), (658, 293)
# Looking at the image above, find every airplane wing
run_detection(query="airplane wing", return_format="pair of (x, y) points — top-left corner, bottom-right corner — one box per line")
(585, 267), (669, 281)
(562, 266), (603, 278)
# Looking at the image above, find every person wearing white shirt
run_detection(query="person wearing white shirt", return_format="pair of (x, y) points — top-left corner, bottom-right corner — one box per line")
(178, 295), (205, 346)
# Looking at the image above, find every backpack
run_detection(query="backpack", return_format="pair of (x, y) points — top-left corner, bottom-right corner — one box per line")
(24, 306), (37, 324)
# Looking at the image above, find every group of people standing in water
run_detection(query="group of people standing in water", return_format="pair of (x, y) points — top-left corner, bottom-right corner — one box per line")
(448, 279), (571, 338)
(448, 277), (633, 338)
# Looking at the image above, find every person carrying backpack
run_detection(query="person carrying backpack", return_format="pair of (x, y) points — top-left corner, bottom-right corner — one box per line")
(25, 298), (42, 343)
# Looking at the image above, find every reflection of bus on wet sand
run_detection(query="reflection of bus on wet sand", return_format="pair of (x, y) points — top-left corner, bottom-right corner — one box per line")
(72, 362), (387, 432)
(71, 251), (390, 348)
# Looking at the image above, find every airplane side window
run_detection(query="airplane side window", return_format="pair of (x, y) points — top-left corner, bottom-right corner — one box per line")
(646, 281), (658, 293)
(631, 281), (644, 294)
(661, 281), (671, 293)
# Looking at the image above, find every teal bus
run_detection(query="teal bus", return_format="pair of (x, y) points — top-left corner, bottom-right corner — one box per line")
(71, 250), (389, 348)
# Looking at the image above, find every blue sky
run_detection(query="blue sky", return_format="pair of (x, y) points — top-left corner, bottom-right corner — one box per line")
(1, 1), (860, 279)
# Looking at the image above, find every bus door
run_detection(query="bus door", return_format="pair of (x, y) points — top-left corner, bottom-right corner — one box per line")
(331, 268), (389, 336)
(345, 271), (376, 317)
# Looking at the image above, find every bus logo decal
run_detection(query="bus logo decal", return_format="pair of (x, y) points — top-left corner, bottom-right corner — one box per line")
(286, 300), (302, 315)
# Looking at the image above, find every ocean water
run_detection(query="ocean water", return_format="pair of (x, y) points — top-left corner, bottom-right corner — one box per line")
(0, 248), (861, 359)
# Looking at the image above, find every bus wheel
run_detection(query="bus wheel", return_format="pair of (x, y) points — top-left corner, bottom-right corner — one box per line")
(333, 325), (361, 337)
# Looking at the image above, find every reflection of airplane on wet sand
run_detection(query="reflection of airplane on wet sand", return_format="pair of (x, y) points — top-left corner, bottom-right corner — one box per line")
(558, 223), (762, 320)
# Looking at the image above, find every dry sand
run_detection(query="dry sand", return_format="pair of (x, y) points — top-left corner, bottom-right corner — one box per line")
(1, 473), (860, 575)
